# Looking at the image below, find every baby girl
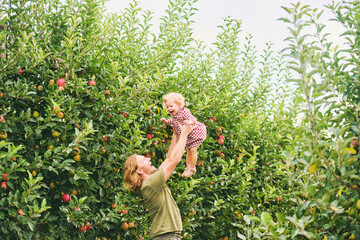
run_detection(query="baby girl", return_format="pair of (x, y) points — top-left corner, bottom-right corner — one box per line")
(160, 93), (206, 178)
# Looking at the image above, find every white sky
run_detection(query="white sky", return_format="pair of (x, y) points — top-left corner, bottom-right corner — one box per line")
(104, 0), (345, 51)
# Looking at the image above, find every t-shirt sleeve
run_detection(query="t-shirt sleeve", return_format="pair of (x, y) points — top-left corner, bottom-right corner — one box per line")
(145, 168), (165, 192)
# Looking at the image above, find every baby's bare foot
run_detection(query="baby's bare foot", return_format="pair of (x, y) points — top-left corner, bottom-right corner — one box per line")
(181, 167), (196, 178)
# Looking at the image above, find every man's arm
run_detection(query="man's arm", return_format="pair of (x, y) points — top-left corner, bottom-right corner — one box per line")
(159, 124), (194, 182)
(166, 129), (178, 158)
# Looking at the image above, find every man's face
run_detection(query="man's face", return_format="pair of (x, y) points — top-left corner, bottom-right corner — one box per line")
(136, 155), (157, 175)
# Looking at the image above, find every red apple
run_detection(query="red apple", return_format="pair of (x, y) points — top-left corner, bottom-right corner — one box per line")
(219, 135), (225, 140)
(105, 90), (110, 95)
(61, 193), (70, 203)
(103, 136), (108, 141)
(57, 111), (64, 119)
(100, 146), (106, 154)
(122, 112), (128, 118)
(0, 116), (4, 122)
(218, 139), (224, 145)
(18, 209), (24, 216)
(53, 106), (60, 114)
(146, 134), (152, 140)
(2, 173), (9, 181)
(121, 222), (128, 230)
(86, 223), (91, 230)
(154, 140), (158, 145)
(128, 222), (135, 228)
(80, 226), (87, 232)
(1, 181), (7, 189)
(72, 147), (81, 155)
(88, 80), (96, 86)
(351, 139), (359, 147)
(210, 117), (216, 122)
(18, 68), (23, 74)
(112, 203), (117, 209)
(57, 78), (65, 87)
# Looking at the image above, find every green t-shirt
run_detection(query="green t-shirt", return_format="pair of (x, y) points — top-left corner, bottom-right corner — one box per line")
(141, 168), (182, 238)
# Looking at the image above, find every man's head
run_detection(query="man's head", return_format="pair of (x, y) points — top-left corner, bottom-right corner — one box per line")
(124, 154), (157, 192)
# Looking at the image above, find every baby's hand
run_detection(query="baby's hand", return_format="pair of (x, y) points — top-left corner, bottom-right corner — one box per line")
(160, 118), (169, 124)
(183, 120), (194, 126)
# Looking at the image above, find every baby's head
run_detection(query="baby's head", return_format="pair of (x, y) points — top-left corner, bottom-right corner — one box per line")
(163, 93), (185, 108)
(163, 92), (185, 116)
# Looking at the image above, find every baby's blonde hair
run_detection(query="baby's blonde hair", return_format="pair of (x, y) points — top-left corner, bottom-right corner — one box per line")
(163, 92), (185, 108)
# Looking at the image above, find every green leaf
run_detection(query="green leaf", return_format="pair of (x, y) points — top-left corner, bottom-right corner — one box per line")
(261, 212), (275, 227)
(28, 221), (35, 231)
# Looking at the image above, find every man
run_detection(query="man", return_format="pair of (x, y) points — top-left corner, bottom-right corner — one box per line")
(124, 123), (194, 240)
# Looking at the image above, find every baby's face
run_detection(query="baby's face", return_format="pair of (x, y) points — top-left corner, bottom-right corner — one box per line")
(165, 99), (181, 116)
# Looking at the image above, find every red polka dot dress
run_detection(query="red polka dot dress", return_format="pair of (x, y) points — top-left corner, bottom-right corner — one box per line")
(167, 107), (207, 149)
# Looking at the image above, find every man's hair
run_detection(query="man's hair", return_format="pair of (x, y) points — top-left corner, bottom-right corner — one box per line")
(163, 92), (185, 108)
(124, 154), (142, 192)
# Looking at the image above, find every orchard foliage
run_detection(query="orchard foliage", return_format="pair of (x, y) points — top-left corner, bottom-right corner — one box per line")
(0, 0), (359, 239)
(276, 2), (360, 239)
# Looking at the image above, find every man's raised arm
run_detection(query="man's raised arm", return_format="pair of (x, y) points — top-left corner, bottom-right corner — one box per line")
(159, 124), (194, 182)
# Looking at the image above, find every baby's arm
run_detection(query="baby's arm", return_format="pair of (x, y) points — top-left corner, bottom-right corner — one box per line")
(161, 118), (173, 126)
(160, 118), (169, 124)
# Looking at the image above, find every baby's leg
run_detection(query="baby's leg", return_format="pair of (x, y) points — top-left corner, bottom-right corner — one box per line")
(182, 145), (199, 178)
(187, 145), (199, 168)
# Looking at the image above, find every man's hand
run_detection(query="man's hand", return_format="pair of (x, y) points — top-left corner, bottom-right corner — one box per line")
(183, 120), (194, 126)
(179, 122), (195, 136)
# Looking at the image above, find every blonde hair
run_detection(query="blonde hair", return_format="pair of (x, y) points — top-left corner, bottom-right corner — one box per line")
(124, 154), (142, 192)
(163, 92), (185, 108)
